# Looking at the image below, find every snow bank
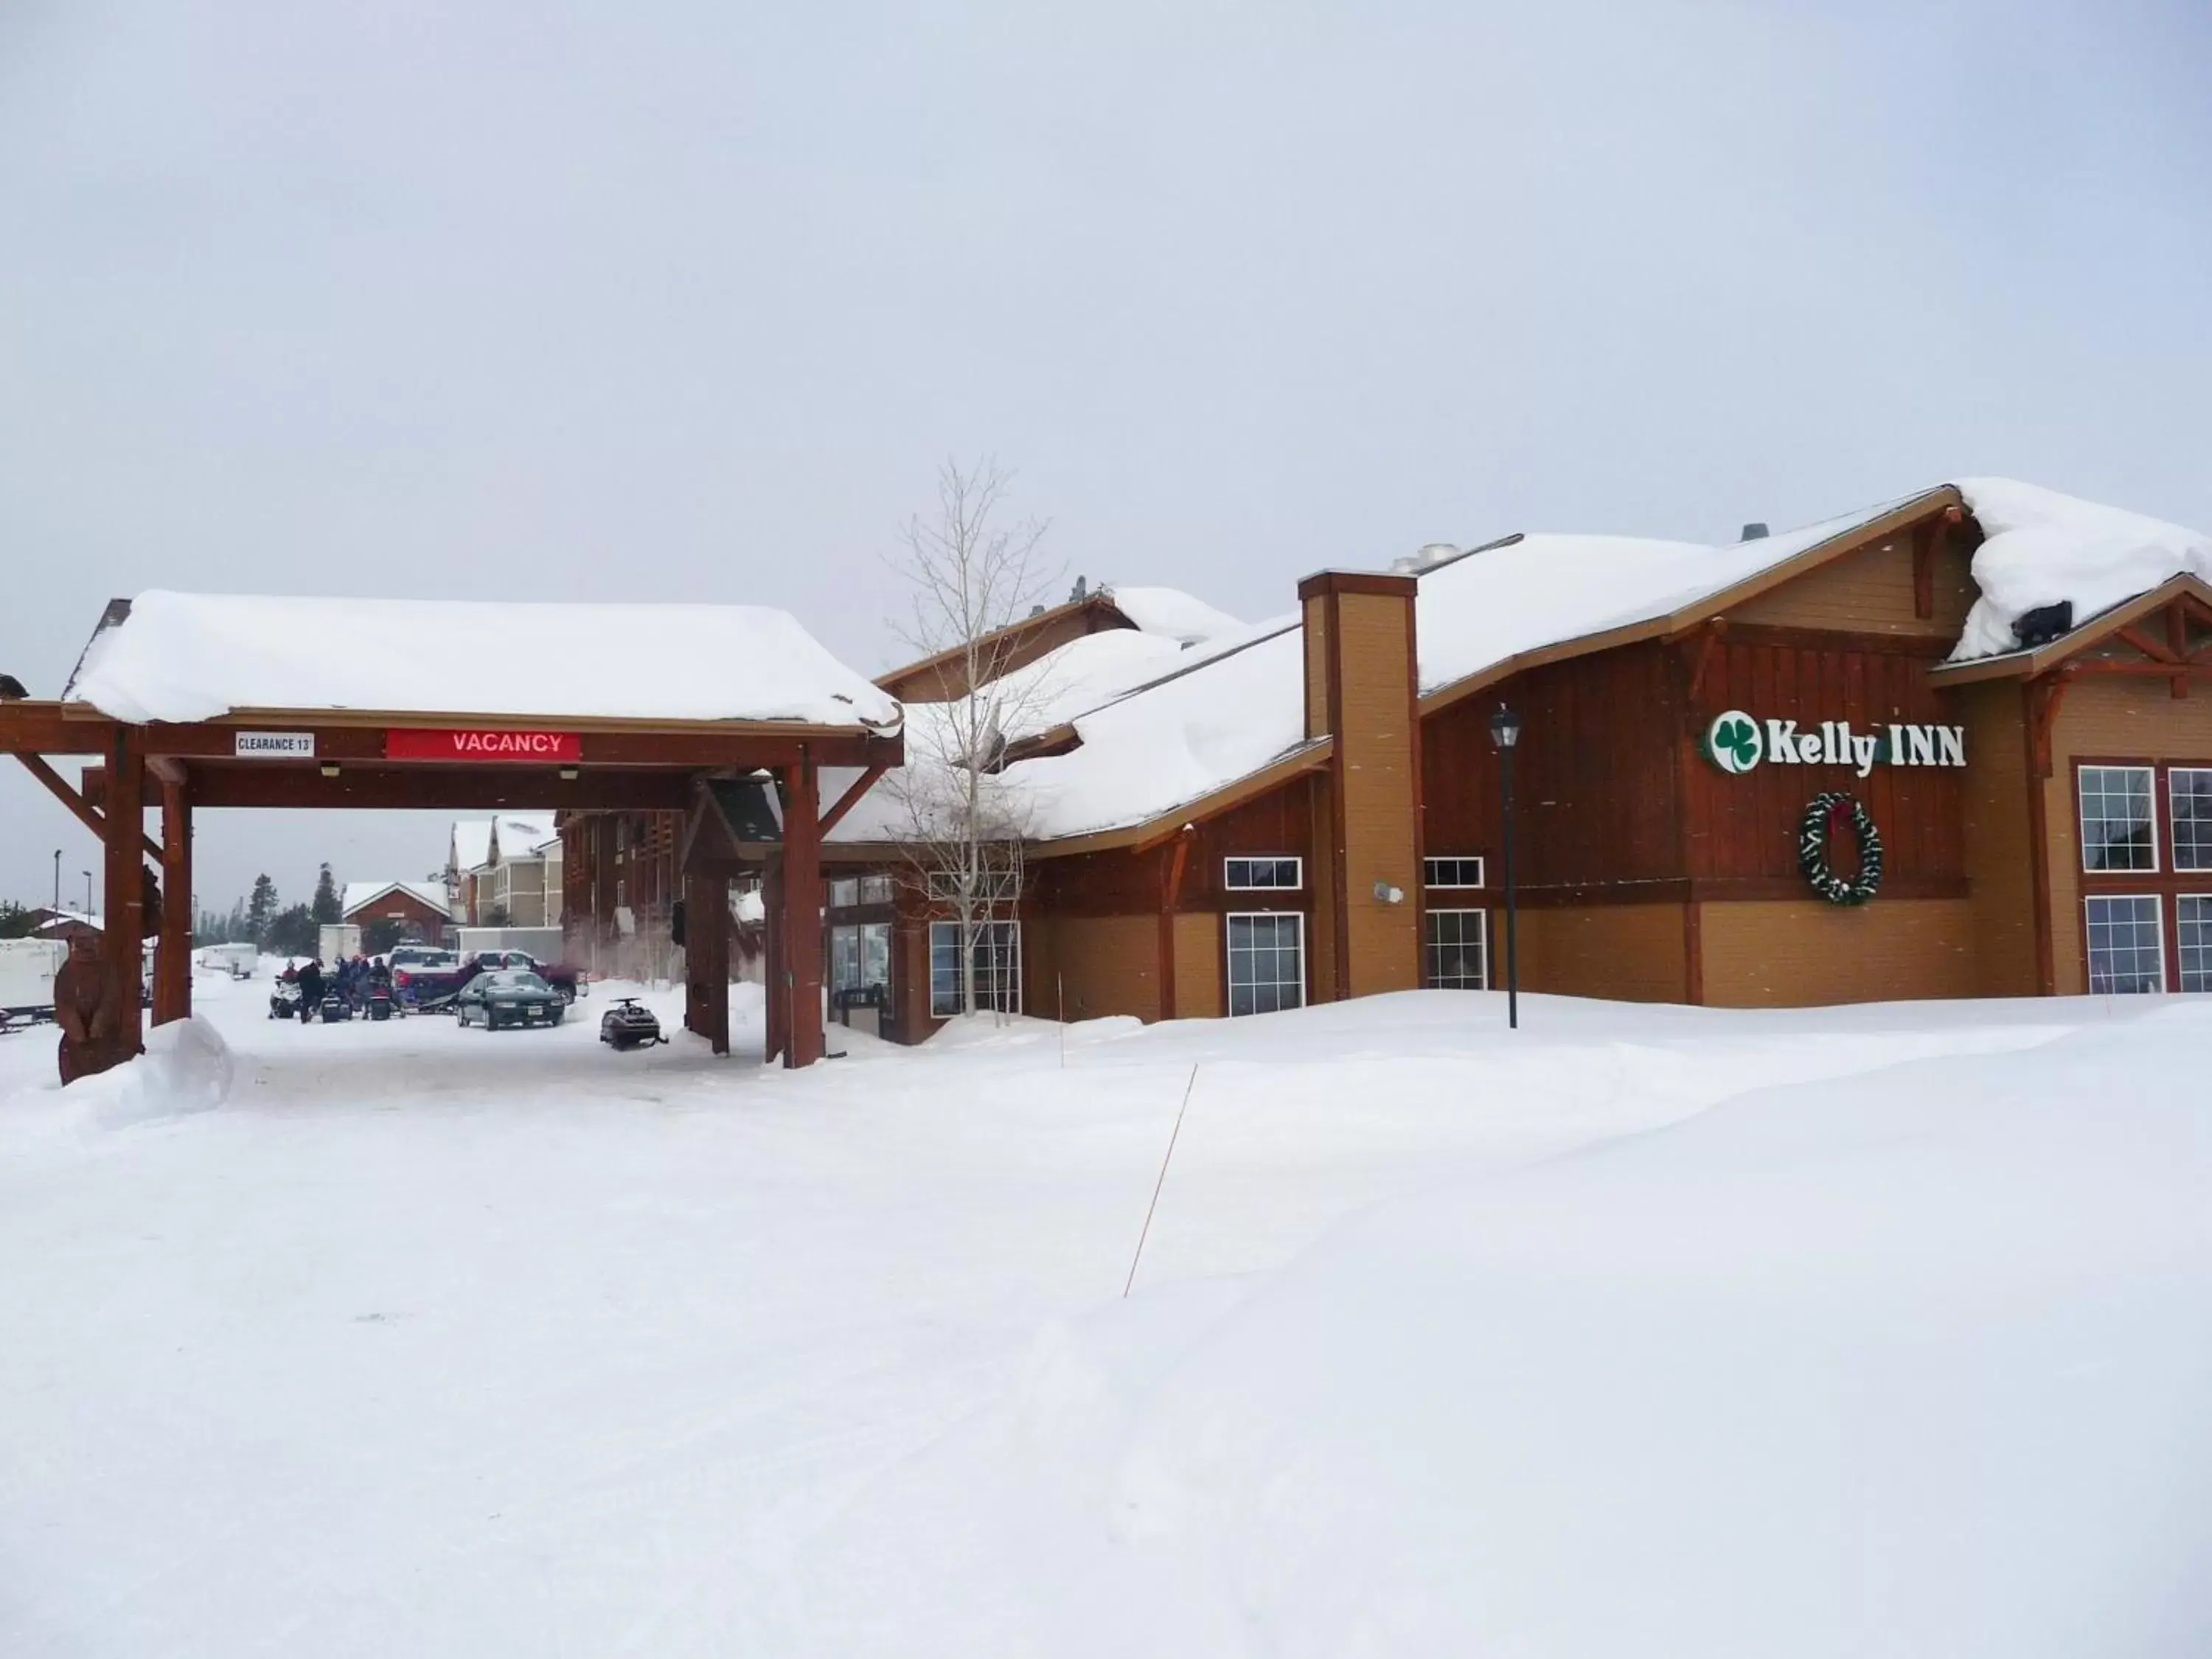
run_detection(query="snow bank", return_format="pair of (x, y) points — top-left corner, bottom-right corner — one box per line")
(795, 1008), (2212, 1656)
(66, 590), (904, 728)
(4, 1015), (239, 1144)
(1951, 478), (2212, 661)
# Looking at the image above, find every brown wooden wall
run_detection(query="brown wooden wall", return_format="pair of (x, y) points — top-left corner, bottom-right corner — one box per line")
(1700, 898), (1977, 1006)
(2042, 672), (2212, 995)
(1728, 529), (1975, 640)
(1422, 639), (1685, 896)
(1517, 903), (1689, 1002)
(1680, 630), (1966, 890)
(1957, 681), (2039, 997)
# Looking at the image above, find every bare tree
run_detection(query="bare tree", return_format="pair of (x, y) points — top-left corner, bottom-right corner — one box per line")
(884, 459), (1057, 1019)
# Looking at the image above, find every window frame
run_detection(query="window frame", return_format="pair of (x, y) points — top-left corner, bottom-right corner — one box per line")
(1423, 907), (1489, 990)
(2177, 894), (2212, 995)
(2082, 893), (2166, 995)
(928, 919), (1022, 1018)
(1423, 855), (1486, 890)
(1223, 856), (1303, 892)
(2076, 762), (2159, 874)
(2170, 768), (2212, 874)
(1224, 910), (1307, 1017)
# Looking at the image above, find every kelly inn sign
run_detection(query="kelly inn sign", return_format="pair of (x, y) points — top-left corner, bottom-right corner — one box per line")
(1703, 710), (1965, 778)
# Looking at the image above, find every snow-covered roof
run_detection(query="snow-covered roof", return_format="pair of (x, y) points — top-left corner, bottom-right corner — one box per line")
(65, 591), (903, 730)
(489, 815), (558, 862)
(1948, 479), (2212, 662)
(1105, 585), (1245, 645)
(341, 880), (453, 919)
(451, 820), (493, 874)
(840, 479), (2212, 848)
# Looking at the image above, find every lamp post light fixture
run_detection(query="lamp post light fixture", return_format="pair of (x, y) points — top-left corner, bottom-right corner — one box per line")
(1489, 703), (1522, 1031)
(53, 849), (61, 911)
(83, 870), (94, 921)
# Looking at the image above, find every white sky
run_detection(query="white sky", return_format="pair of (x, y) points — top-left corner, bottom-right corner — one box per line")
(4, 0), (2209, 913)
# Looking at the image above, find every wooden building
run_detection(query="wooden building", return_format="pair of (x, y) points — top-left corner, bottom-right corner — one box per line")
(339, 880), (455, 947)
(804, 481), (2212, 1038)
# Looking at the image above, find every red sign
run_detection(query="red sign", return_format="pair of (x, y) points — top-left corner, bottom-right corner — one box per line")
(385, 728), (582, 763)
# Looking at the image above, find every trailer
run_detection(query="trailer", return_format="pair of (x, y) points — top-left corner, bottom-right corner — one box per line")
(319, 923), (362, 965)
(198, 942), (258, 979)
(0, 938), (67, 1035)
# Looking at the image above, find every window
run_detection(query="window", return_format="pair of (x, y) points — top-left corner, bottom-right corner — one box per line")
(2179, 896), (2212, 994)
(828, 877), (859, 908)
(1226, 912), (1305, 1015)
(929, 920), (1020, 1017)
(1425, 909), (1488, 989)
(1424, 856), (1485, 889)
(831, 922), (891, 993)
(859, 874), (894, 905)
(2084, 895), (2164, 993)
(1224, 857), (1301, 891)
(2171, 769), (2212, 872)
(2079, 765), (2157, 872)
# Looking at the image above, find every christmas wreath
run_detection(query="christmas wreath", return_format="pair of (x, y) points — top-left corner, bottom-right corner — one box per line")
(1798, 791), (1883, 905)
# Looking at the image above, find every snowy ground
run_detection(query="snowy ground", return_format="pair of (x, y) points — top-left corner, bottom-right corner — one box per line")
(1, 971), (2205, 1655)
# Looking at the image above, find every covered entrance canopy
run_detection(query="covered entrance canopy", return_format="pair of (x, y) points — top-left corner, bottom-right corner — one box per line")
(0, 591), (902, 1074)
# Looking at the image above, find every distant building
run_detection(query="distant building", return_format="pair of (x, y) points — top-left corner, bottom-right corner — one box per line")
(339, 880), (456, 944)
(472, 815), (563, 928)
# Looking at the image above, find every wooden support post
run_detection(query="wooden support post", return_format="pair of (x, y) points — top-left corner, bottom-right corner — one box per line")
(762, 857), (787, 1065)
(681, 869), (730, 1054)
(782, 748), (824, 1068)
(101, 726), (146, 1063)
(154, 777), (192, 1025)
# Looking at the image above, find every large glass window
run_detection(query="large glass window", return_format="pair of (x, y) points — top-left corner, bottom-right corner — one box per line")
(2178, 896), (2212, 994)
(1425, 909), (1488, 989)
(831, 922), (891, 995)
(828, 877), (860, 908)
(2079, 766), (2157, 872)
(2170, 770), (2212, 873)
(2084, 895), (2164, 993)
(1224, 857), (1302, 891)
(1226, 912), (1305, 1015)
(928, 920), (1020, 1017)
(859, 874), (894, 905)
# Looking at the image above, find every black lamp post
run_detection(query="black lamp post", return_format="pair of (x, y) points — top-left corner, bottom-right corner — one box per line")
(1489, 703), (1521, 1030)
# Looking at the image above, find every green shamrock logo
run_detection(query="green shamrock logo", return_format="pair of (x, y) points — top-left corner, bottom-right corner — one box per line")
(1705, 711), (1762, 775)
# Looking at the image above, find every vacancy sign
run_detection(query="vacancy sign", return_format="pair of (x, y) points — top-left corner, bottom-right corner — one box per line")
(233, 731), (316, 758)
(385, 728), (582, 763)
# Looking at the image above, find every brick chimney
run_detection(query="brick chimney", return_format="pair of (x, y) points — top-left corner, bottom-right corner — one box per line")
(1296, 571), (1421, 1002)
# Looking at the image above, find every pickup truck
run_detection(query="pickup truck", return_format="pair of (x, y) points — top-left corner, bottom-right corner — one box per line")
(393, 949), (582, 1010)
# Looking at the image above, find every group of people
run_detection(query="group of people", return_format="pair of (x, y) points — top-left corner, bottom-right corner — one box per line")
(280, 953), (393, 1021)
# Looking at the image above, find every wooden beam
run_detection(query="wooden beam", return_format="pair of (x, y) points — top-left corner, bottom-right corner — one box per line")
(2067, 659), (2212, 681)
(782, 749), (824, 1068)
(817, 764), (888, 837)
(101, 725), (146, 1064)
(15, 754), (164, 860)
(2115, 624), (2180, 664)
(186, 766), (699, 810)
(146, 754), (187, 786)
(154, 778), (192, 1026)
(0, 702), (115, 755)
(131, 718), (902, 771)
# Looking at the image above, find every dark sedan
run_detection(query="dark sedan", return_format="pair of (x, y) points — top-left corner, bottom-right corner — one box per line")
(456, 970), (566, 1032)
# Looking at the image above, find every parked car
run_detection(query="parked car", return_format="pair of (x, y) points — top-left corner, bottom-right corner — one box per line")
(389, 950), (467, 1011)
(456, 970), (567, 1032)
(464, 950), (582, 1004)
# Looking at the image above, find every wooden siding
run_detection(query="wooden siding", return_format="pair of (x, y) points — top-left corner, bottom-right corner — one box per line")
(877, 597), (1131, 704)
(1682, 636), (1966, 887)
(1727, 531), (1975, 639)
(1422, 640), (1685, 894)
(1957, 681), (2039, 997)
(2042, 673), (2212, 995)
(1517, 903), (1688, 1002)
(1700, 899), (1976, 1006)
(1032, 914), (1160, 1023)
(1172, 913), (1222, 1018)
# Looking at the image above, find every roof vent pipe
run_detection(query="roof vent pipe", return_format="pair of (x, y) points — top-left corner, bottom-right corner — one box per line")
(1740, 522), (1770, 540)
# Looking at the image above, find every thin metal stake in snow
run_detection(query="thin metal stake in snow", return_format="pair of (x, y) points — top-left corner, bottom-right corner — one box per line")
(1123, 1064), (1198, 1299)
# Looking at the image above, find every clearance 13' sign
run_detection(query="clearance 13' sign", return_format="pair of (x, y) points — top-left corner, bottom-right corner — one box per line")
(385, 728), (582, 762)
(1703, 711), (1964, 779)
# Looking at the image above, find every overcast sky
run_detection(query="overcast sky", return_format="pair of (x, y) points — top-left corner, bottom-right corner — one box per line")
(4, 0), (2208, 915)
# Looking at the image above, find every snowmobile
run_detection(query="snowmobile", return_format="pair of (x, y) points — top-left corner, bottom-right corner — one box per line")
(598, 998), (668, 1051)
(268, 981), (302, 1020)
(365, 984), (395, 1022)
(319, 990), (355, 1023)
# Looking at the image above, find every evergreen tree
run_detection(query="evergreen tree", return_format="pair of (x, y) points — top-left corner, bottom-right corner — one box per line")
(228, 898), (248, 943)
(310, 863), (341, 925)
(268, 902), (318, 959)
(0, 900), (35, 939)
(246, 874), (278, 945)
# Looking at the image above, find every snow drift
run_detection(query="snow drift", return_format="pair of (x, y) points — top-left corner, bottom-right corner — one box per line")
(791, 1007), (2212, 1658)
(66, 1015), (234, 1131)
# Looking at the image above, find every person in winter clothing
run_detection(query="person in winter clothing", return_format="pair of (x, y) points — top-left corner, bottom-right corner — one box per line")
(296, 958), (325, 1022)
